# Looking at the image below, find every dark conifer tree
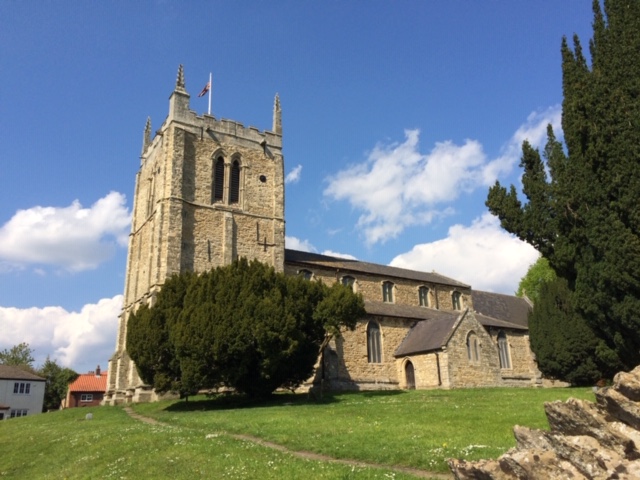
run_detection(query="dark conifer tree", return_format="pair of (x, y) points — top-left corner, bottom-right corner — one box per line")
(127, 259), (365, 399)
(529, 278), (602, 385)
(487, 0), (640, 377)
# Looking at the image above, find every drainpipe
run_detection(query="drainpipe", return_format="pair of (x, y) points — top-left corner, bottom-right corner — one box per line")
(436, 352), (442, 386)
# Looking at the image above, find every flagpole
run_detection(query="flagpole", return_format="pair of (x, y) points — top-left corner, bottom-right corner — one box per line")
(208, 72), (212, 115)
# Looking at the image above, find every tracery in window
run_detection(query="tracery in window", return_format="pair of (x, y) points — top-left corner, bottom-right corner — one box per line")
(497, 331), (511, 369)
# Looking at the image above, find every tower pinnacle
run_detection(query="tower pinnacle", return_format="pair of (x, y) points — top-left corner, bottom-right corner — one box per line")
(142, 117), (151, 155)
(175, 64), (186, 93)
(272, 93), (282, 135)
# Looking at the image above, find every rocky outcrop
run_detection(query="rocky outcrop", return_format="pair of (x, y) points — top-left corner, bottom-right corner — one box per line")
(449, 366), (640, 479)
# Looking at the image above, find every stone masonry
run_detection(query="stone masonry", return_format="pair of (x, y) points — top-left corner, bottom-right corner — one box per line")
(104, 66), (285, 404)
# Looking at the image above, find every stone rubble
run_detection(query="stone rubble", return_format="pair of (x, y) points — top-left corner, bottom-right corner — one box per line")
(449, 365), (640, 479)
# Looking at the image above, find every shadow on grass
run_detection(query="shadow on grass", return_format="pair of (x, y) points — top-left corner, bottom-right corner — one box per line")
(162, 389), (409, 413)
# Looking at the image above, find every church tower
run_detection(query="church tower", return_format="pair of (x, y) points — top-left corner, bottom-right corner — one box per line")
(104, 66), (285, 404)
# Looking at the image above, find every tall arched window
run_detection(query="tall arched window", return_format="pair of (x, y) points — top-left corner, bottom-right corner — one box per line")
(452, 291), (462, 310)
(229, 159), (240, 204)
(418, 286), (429, 307)
(213, 157), (225, 203)
(367, 321), (382, 363)
(497, 331), (511, 369)
(466, 331), (480, 363)
(382, 281), (394, 303)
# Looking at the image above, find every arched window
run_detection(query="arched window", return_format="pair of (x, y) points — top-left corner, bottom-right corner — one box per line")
(341, 275), (356, 291)
(452, 291), (462, 310)
(497, 331), (511, 369)
(229, 159), (240, 204)
(382, 281), (394, 303)
(418, 286), (429, 307)
(213, 157), (225, 203)
(367, 321), (382, 363)
(466, 331), (480, 363)
(298, 269), (313, 281)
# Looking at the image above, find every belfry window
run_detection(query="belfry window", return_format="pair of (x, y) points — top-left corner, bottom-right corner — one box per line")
(367, 321), (382, 363)
(230, 159), (240, 204)
(213, 157), (225, 203)
(498, 331), (511, 369)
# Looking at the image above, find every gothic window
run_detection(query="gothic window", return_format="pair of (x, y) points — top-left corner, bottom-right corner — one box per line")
(298, 269), (313, 280)
(341, 275), (356, 291)
(466, 332), (480, 363)
(213, 156), (225, 203)
(418, 286), (429, 307)
(229, 159), (241, 204)
(452, 291), (462, 310)
(498, 331), (511, 369)
(382, 281), (394, 303)
(367, 321), (382, 363)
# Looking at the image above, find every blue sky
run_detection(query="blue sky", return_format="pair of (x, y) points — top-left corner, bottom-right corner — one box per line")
(0, 2), (594, 373)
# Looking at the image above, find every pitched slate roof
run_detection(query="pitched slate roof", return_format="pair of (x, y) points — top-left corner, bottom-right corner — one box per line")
(364, 300), (457, 320)
(285, 249), (470, 288)
(0, 365), (45, 381)
(68, 371), (108, 393)
(471, 290), (532, 328)
(394, 310), (464, 357)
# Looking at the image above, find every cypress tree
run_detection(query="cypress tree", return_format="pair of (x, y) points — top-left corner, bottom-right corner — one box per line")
(487, 0), (640, 377)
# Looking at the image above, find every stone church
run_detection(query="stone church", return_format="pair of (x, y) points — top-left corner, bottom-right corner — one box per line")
(104, 66), (540, 405)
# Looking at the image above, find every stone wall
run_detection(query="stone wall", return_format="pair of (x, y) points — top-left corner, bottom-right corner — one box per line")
(398, 352), (445, 389)
(445, 311), (502, 388)
(328, 316), (415, 389)
(486, 329), (540, 386)
(283, 264), (473, 312)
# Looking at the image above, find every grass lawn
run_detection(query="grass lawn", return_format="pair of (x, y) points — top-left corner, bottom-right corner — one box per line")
(0, 387), (594, 479)
(133, 387), (594, 473)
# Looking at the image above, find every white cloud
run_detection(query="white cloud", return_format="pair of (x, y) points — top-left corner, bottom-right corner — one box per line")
(321, 250), (357, 260)
(324, 107), (561, 245)
(390, 213), (539, 294)
(285, 236), (317, 252)
(0, 295), (121, 373)
(0, 191), (131, 272)
(285, 164), (303, 184)
(285, 236), (357, 259)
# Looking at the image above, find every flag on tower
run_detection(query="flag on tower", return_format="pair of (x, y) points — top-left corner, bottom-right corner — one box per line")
(198, 80), (210, 97)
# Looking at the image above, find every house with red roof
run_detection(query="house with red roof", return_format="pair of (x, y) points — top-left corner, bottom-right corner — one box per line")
(65, 365), (107, 408)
